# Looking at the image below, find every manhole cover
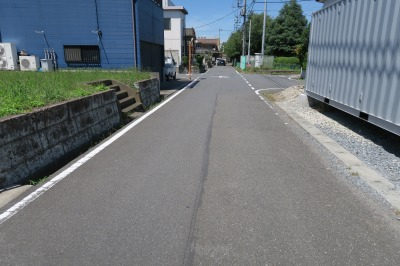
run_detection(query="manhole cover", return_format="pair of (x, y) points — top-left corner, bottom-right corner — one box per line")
(210, 75), (230, 79)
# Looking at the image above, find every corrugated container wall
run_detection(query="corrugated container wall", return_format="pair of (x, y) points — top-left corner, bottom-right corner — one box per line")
(306, 0), (400, 135)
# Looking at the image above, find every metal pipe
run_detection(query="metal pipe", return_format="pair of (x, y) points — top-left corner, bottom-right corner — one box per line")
(50, 48), (57, 69)
(242, 0), (247, 56)
(189, 39), (192, 80)
(261, 0), (267, 64)
(247, 19), (251, 64)
(131, 0), (137, 67)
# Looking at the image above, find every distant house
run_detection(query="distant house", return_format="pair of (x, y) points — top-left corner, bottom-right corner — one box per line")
(196, 38), (219, 52)
(0, 0), (164, 73)
(163, 0), (188, 66)
(195, 37), (221, 61)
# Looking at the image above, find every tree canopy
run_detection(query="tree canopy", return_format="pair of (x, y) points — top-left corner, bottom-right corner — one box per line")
(266, 0), (308, 57)
(247, 13), (272, 56)
(224, 0), (309, 62)
(224, 31), (242, 61)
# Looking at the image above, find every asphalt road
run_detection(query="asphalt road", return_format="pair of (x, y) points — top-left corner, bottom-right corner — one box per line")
(1, 66), (400, 265)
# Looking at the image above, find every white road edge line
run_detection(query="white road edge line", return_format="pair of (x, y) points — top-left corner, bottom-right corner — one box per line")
(0, 73), (206, 225)
(255, 89), (274, 110)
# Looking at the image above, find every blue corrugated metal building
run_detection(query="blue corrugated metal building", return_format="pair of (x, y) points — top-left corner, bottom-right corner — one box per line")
(0, 0), (164, 72)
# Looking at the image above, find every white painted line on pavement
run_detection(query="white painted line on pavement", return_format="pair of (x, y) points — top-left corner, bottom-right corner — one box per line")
(0, 73), (206, 225)
(255, 89), (274, 110)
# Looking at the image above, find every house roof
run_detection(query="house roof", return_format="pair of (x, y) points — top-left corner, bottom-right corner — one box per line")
(185, 28), (196, 38)
(163, 6), (188, 14)
(196, 38), (219, 45)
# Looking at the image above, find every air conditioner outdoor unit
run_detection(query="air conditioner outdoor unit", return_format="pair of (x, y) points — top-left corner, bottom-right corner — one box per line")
(19, 55), (40, 71)
(0, 43), (18, 70)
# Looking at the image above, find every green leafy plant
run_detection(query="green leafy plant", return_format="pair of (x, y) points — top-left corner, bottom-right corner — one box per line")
(28, 176), (49, 186)
(0, 69), (150, 118)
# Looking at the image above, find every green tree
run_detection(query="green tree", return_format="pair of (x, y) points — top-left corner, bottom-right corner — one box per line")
(266, 0), (308, 57)
(294, 22), (311, 68)
(224, 30), (242, 61)
(247, 13), (273, 55)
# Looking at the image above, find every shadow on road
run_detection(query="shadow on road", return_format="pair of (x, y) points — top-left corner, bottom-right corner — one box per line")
(160, 78), (191, 91)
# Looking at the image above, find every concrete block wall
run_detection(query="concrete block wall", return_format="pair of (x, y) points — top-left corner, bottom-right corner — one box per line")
(0, 90), (121, 188)
(134, 77), (161, 108)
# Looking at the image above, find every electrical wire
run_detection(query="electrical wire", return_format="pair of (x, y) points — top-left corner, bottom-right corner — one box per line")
(195, 8), (240, 29)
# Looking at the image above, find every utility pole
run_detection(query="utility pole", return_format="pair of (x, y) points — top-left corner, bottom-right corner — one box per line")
(247, 19), (251, 64)
(261, 0), (267, 64)
(189, 38), (193, 80)
(242, 0), (247, 56)
(219, 29), (230, 51)
(219, 29), (222, 51)
(234, 0), (242, 31)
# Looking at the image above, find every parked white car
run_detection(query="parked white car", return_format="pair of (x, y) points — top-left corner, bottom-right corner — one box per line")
(164, 63), (176, 81)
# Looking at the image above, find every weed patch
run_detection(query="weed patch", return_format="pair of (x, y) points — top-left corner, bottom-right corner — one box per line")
(261, 91), (285, 102)
(28, 176), (49, 186)
(0, 69), (150, 118)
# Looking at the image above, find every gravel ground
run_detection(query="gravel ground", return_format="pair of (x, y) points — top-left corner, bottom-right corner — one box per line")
(272, 85), (400, 196)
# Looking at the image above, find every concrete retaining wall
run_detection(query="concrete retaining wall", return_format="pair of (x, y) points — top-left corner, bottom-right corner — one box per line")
(0, 90), (121, 188)
(134, 77), (160, 108)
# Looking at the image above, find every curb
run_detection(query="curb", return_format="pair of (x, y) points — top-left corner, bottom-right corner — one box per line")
(0, 185), (32, 209)
(276, 103), (400, 211)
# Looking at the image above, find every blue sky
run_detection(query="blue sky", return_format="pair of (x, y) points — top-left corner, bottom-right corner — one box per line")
(170, 0), (323, 43)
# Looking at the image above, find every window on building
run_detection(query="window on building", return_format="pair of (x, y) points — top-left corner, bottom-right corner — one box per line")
(164, 18), (171, 30)
(64, 45), (100, 66)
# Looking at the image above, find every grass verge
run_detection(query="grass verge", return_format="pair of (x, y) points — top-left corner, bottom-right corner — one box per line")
(235, 66), (300, 75)
(262, 91), (279, 102)
(0, 69), (151, 118)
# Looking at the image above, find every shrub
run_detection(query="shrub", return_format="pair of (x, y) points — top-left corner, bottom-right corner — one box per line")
(274, 57), (299, 65)
(273, 57), (300, 69)
(181, 56), (188, 67)
(196, 55), (204, 66)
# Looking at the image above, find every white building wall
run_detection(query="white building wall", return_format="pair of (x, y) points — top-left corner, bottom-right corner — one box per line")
(164, 10), (185, 65)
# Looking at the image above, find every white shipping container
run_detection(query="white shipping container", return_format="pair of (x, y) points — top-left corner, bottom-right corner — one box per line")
(306, 0), (400, 135)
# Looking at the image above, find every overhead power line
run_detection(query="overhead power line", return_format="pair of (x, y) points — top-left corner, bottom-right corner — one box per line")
(194, 8), (239, 29)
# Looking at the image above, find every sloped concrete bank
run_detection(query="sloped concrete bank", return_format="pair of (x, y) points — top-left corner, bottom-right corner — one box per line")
(0, 90), (121, 188)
